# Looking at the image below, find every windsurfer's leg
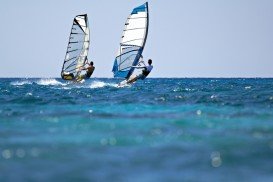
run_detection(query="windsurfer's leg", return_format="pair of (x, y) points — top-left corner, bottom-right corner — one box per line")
(127, 76), (138, 84)
(75, 75), (84, 82)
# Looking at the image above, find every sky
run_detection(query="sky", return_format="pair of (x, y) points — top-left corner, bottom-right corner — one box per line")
(0, 0), (273, 78)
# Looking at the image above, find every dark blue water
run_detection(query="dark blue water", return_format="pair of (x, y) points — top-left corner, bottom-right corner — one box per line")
(1, 78), (273, 181)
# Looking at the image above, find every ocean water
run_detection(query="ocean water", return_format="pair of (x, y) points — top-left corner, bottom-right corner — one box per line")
(1, 78), (273, 181)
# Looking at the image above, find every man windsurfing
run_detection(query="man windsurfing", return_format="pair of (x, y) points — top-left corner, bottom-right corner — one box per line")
(62, 59), (95, 81)
(76, 60), (95, 81)
(127, 59), (153, 84)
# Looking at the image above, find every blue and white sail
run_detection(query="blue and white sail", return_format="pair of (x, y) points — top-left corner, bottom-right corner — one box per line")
(112, 2), (149, 79)
(61, 14), (90, 80)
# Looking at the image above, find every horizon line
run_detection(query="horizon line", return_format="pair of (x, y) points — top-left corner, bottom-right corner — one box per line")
(1, 77), (273, 79)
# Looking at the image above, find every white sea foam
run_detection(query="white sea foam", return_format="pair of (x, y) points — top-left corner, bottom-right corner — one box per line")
(89, 81), (118, 89)
(11, 79), (67, 86)
(36, 79), (67, 86)
(117, 82), (131, 88)
(26, 92), (33, 96)
(62, 87), (71, 90)
(10, 80), (33, 86)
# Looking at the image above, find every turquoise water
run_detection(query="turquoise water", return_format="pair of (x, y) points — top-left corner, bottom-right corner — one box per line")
(1, 78), (273, 181)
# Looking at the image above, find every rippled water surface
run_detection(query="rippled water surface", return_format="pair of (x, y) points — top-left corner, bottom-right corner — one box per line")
(1, 78), (273, 181)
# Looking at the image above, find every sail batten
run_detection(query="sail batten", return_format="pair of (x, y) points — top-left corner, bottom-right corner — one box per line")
(112, 2), (149, 79)
(61, 14), (90, 80)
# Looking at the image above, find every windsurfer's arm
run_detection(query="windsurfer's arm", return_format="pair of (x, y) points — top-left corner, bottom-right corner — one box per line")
(81, 61), (91, 68)
(79, 66), (87, 71)
(131, 66), (146, 69)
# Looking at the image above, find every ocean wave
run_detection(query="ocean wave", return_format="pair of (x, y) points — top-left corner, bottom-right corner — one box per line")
(10, 80), (33, 86)
(10, 79), (67, 86)
(89, 81), (118, 89)
(36, 79), (67, 86)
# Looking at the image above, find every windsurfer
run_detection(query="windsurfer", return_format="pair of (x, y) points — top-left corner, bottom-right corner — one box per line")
(127, 59), (153, 84)
(78, 61), (95, 80)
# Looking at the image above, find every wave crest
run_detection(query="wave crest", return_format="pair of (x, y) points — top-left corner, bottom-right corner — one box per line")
(36, 79), (66, 86)
(10, 80), (32, 86)
(90, 81), (118, 89)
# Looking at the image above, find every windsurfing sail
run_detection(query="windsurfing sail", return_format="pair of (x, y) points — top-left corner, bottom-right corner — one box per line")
(112, 2), (149, 79)
(61, 14), (90, 80)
